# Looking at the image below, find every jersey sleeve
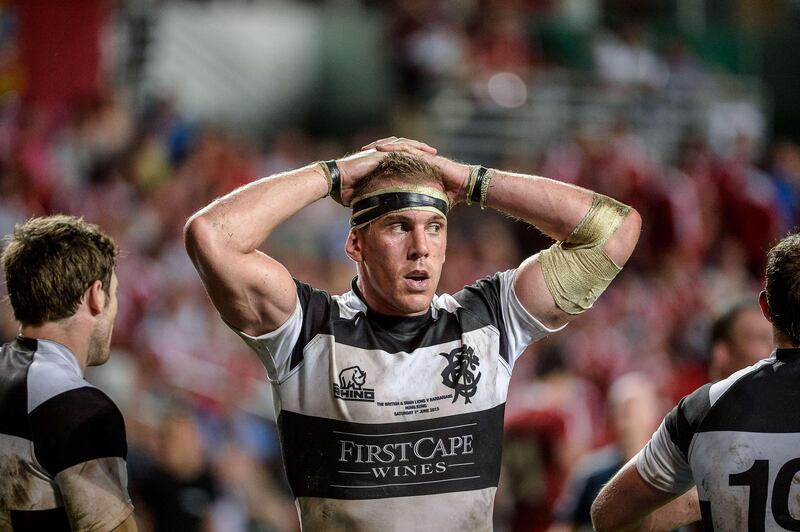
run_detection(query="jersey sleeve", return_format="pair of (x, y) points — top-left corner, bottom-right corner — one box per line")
(230, 279), (333, 382)
(454, 269), (565, 364)
(635, 383), (712, 494)
(28, 386), (133, 530)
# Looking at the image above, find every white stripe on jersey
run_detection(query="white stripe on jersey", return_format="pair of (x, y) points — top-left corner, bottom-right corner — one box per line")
(691, 432), (800, 531)
(296, 487), (496, 532)
(636, 420), (693, 494)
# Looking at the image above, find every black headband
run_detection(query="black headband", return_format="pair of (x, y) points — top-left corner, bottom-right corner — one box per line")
(350, 191), (450, 227)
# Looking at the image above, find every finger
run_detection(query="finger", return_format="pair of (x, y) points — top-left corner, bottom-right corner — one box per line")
(361, 137), (437, 154)
(375, 145), (435, 161)
(384, 137), (437, 154)
(361, 137), (398, 151)
(375, 141), (437, 155)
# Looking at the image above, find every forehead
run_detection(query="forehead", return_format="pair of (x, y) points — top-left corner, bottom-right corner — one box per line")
(376, 209), (447, 225)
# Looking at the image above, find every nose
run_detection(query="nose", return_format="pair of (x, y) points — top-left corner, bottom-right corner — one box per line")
(408, 225), (430, 260)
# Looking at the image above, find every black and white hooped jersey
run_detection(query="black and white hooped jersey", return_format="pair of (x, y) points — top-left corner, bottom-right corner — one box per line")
(233, 269), (560, 531)
(636, 348), (800, 531)
(0, 337), (133, 532)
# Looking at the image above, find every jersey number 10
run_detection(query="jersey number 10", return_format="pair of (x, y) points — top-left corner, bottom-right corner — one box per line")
(729, 458), (800, 531)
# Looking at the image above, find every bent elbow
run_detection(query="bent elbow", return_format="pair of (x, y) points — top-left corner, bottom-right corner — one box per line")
(590, 504), (616, 532)
(590, 488), (623, 532)
(184, 214), (217, 261)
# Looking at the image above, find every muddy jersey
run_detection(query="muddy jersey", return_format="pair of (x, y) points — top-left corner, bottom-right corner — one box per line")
(0, 337), (133, 532)
(233, 269), (560, 531)
(636, 348), (800, 531)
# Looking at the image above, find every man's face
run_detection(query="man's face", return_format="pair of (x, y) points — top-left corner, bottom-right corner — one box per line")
(712, 307), (773, 381)
(728, 308), (773, 369)
(348, 209), (447, 316)
(88, 272), (118, 367)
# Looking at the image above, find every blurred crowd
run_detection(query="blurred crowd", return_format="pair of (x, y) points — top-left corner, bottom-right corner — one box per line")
(1, 1), (799, 531)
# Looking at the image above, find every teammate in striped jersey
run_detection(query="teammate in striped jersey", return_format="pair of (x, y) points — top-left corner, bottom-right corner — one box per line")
(0, 216), (136, 531)
(185, 137), (641, 531)
(592, 233), (800, 531)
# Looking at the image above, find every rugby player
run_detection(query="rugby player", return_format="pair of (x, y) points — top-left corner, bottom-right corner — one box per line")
(0, 215), (136, 531)
(592, 233), (800, 531)
(185, 136), (641, 530)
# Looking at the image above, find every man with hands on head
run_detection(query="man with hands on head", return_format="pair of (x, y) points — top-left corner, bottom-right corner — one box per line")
(184, 137), (641, 531)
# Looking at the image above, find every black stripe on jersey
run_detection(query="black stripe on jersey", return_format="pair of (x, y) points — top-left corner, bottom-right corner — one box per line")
(293, 280), (336, 370)
(29, 387), (127, 475)
(698, 360), (800, 433)
(11, 507), (70, 531)
(332, 307), (467, 354)
(453, 274), (510, 363)
(0, 339), (35, 439)
(776, 347), (800, 363)
(279, 404), (505, 500)
(664, 383), (712, 458)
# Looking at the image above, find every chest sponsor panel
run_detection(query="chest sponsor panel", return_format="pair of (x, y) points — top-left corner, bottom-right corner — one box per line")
(690, 432), (800, 531)
(279, 404), (505, 500)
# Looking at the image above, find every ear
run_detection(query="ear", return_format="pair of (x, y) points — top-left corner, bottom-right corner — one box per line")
(345, 228), (363, 263)
(85, 280), (106, 317)
(758, 290), (771, 323)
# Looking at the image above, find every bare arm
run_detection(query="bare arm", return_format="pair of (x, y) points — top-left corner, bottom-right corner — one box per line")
(367, 139), (642, 329)
(591, 462), (700, 532)
(483, 170), (641, 328)
(184, 163), (329, 336)
(185, 141), (438, 336)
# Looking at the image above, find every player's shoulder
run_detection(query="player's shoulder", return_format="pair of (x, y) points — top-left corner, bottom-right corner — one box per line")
(450, 270), (515, 317)
(707, 356), (778, 407)
(26, 339), (97, 413)
(666, 356), (779, 456)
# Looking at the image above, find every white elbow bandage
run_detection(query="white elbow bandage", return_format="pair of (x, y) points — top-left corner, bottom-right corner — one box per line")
(538, 193), (631, 314)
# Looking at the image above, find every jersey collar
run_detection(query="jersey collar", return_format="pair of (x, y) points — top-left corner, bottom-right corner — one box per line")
(774, 347), (800, 363)
(16, 335), (83, 376)
(350, 276), (435, 333)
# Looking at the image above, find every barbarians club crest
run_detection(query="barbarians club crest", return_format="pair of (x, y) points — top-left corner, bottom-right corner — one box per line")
(438, 345), (481, 404)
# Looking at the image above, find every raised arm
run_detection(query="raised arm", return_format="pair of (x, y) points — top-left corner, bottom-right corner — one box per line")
(184, 163), (328, 336)
(366, 138), (641, 329)
(477, 168), (641, 328)
(184, 140), (437, 336)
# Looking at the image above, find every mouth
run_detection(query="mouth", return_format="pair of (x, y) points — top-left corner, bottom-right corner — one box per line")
(404, 270), (431, 291)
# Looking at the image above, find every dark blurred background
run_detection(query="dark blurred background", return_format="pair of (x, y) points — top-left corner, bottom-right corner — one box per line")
(0, 0), (798, 530)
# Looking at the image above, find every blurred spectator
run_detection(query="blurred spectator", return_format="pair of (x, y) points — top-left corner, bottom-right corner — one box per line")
(549, 372), (664, 532)
(132, 409), (220, 532)
(500, 343), (603, 532)
(708, 299), (773, 383)
(592, 21), (666, 89)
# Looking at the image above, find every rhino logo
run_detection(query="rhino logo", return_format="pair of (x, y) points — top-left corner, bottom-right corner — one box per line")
(333, 365), (375, 402)
(339, 366), (367, 389)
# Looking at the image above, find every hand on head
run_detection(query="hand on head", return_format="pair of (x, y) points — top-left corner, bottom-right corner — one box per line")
(333, 137), (469, 206)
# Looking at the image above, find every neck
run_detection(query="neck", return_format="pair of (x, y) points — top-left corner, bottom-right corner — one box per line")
(20, 319), (90, 373)
(355, 277), (429, 317)
(774, 328), (799, 350)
